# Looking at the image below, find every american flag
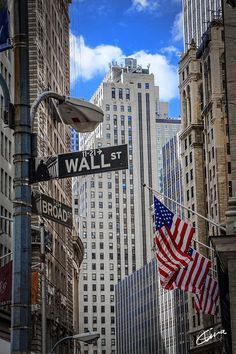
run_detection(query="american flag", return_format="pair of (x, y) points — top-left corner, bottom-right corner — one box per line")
(171, 248), (211, 293)
(154, 196), (195, 253)
(194, 275), (219, 315)
(154, 196), (193, 287)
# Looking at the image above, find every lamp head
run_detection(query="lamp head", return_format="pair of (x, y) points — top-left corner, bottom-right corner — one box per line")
(57, 98), (104, 133)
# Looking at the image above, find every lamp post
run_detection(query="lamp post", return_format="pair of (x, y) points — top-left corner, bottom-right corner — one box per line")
(10, 2), (104, 353)
(48, 332), (100, 354)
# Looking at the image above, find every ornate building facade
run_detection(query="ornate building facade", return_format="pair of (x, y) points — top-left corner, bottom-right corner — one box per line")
(179, 19), (230, 353)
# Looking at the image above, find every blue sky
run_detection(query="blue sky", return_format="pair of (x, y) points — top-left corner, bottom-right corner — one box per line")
(69, 0), (183, 117)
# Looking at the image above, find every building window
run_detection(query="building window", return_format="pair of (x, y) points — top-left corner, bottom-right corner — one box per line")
(118, 88), (123, 99)
(113, 105), (117, 111)
(126, 88), (130, 100)
(111, 87), (115, 99)
(145, 83), (149, 89)
(106, 104), (110, 111)
(137, 83), (141, 88)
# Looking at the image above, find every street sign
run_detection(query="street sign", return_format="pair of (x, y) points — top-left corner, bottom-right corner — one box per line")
(30, 144), (128, 183)
(32, 192), (73, 228)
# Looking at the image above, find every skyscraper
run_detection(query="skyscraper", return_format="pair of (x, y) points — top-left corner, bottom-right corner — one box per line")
(182, 0), (221, 49)
(156, 117), (181, 192)
(76, 58), (161, 353)
(116, 258), (163, 354)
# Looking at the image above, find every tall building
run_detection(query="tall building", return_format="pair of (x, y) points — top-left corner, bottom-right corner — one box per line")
(182, 0), (221, 49)
(28, 1), (83, 352)
(160, 134), (190, 354)
(76, 58), (160, 353)
(156, 118), (181, 192)
(179, 19), (229, 353)
(115, 258), (164, 354)
(0, 0), (14, 349)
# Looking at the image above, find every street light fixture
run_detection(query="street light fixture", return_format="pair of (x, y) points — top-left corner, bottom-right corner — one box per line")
(48, 331), (100, 354)
(30, 91), (104, 135)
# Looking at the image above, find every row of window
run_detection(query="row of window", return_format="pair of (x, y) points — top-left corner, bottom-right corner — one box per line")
(83, 273), (115, 281)
(111, 88), (130, 100)
(0, 131), (12, 163)
(105, 104), (132, 112)
(83, 262), (115, 270)
(0, 206), (12, 236)
(0, 168), (12, 199)
(84, 284), (115, 294)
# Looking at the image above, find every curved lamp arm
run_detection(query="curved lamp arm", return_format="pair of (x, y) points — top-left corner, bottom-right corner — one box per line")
(30, 91), (65, 132)
(49, 335), (74, 354)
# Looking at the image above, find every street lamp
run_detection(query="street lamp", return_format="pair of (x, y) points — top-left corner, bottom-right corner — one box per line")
(1, 2), (103, 353)
(48, 331), (100, 354)
(10, 4), (103, 352)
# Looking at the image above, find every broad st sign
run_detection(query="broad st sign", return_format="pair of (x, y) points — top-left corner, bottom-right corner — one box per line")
(30, 144), (128, 183)
(32, 192), (73, 228)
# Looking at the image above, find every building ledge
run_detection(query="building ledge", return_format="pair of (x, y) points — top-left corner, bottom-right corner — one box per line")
(210, 235), (236, 270)
(179, 123), (204, 140)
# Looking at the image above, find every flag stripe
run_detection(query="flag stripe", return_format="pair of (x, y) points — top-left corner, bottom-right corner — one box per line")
(173, 248), (211, 294)
(194, 275), (219, 315)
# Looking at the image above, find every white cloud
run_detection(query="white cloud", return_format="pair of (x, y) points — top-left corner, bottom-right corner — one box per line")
(70, 33), (122, 83)
(129, 0), (158, 13)
(70, 33), (179, 101)
(160, 45), (181, 57)
(131, 50), (179, 101)
(171, 12), (183, 42)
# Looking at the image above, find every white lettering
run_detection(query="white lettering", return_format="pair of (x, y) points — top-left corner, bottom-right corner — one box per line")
(79, 157), (90, 171)
(47, 203), (53, 217)
(196, 328), (227, 346)
(42, 200), (48, 214)
(101, 154), (111, 168)
(90, 156), (100, 169)
(65, 158), (79, 173)
(110, 152), (116, 160)
(116, 151), (122, 159)
(63, 210), (68, 222)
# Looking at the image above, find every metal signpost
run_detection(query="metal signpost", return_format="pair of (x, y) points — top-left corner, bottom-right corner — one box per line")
(30, 144), (128, 183)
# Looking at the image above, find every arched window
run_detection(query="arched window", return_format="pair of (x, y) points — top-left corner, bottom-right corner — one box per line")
(118, 88), (123, 99)
(111, 87), (115, 99)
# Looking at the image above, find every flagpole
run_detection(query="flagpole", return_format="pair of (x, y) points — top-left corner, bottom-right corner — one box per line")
(0, 251), (12, 260)
(143, 184), (226, 233)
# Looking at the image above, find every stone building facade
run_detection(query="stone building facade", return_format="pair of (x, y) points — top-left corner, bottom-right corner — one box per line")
(28, 1), (83, 353)
(179, 19), (231, 353)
